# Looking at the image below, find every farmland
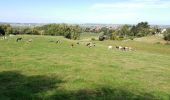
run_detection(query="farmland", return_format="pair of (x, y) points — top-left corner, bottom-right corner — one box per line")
(0, 35), (170, 100)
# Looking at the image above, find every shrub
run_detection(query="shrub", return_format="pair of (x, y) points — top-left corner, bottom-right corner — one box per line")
(91, 38), (96, 41)
(99, 36), (105, 41)
(156, 42), (161, 44)
(129, 37), (134, 40)
(165, 42), (170, 45)
(164, 32), (170, 41)
(99, 32), (105, 41)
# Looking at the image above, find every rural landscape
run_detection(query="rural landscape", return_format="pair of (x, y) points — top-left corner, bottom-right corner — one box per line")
(0, 0), (170, 100)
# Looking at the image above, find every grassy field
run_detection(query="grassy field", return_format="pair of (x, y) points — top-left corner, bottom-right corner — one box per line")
(0, 35), (170, 100)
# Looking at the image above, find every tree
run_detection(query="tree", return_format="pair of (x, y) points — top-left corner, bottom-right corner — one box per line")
(0, 27), (5, 36)
(100, 27), (112, 36)
(119, 25), (131, 36)
(0, 24), (12, 36)
(71, 25), (81, 40)
(130, 22), (150, 37)
(164, 28), (170, 41)
(99, 32), (106, 41)
(150, 26), (161, 35)
(12, 28), (20, 35)
(130, 25), (137, 36)
(37, 24), (81, 40)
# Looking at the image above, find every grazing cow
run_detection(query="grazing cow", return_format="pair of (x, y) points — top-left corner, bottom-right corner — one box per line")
(122, 47), (129, 51)
(116, 46), (133, 51)
(86, 43), (91, 46)
(1, 36), (7, 40)
(89, 44), (93, 48)
(93, 43), (96, 47)
(56, 40), (60, 44)
(77, 42), (80, 45)
(108, 45), (113, 50)
(71, 44), (74, 48)
(86, 42), (96, 48)
(116, 46), (123, 50)
(16, 38), (22, 42)
(28, 39), (33, 42)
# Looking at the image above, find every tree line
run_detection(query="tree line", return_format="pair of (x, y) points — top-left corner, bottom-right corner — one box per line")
(36, 24), (81, 40)
(0, 24), (82, 40)
(0, 22), (170, 41)
(97, 22), (163, 41)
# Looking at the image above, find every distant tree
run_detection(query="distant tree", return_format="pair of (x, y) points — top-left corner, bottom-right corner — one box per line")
(150, 26), (161, 35)
(130, 25), (137, 36)
(164, 28), (170, 41)
(130, 22), (150, 37)
(12, 28), (20, 35)
(0, 24), (12, 36)
(23, 28), (33, 35)
(100, 27), (110, 35)
(32, 28), (40, 35)
(119, 25), (131, 36)
(99, 32), (106, 41)
(71, 25), (81, 40)
(37, 24), (81, 40)
(0, 27), (5, 36)
(85, 27), (91, 32)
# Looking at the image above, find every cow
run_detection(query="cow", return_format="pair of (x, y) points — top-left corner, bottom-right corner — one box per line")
(1, 36), (7, 40)
(71, 44), (74, 48)
(28, 39), (33, 42)
(86, 42), (96, 48)
(56, 40), (60, 44)
(16, 38), (22, 42)
(86, 43), (91, 46)
(77, 42), (80, 45)
(116, 46), (123, 50)
(108, 45), (113, 50)
(116, 46), (133, 51)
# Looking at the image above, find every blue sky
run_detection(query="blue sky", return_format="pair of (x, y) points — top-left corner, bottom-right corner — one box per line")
(0, 0), (170, 25)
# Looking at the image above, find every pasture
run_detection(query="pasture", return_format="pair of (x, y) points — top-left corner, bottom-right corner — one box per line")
(0, 35), (170, 100)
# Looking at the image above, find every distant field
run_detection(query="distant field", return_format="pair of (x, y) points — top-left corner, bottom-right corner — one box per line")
(0, 35), (170, 100)
(80, 32), (98, 40)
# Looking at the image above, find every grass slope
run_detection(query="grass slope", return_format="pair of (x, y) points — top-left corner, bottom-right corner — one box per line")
(0, 35), (170, 100)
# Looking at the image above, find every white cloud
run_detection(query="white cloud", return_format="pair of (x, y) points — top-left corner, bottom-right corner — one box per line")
(87, 0), (170, 24)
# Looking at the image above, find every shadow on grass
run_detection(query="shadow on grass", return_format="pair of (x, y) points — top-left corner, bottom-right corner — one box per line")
(49, 88), (163, 100)
(0, 71), (63, 100)
(0, 71), (168, 100)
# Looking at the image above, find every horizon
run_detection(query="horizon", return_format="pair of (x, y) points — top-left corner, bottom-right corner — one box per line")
(1, 22), (170, 26)
(1, 0), (170, 25)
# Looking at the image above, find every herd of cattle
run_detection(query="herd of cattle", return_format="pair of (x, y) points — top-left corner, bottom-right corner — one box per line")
(108, 45), (133, 51)
(1, 36), (133, 51)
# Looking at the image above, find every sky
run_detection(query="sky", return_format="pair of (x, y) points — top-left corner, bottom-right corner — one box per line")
(0, 0), (170, 25)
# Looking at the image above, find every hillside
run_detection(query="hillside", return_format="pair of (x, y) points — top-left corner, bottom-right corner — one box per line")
(134, 34), (166, 44)
(0, 35), (170, 100)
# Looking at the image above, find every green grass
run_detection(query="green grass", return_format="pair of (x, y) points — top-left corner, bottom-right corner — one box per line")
(0, 35), (170, 100)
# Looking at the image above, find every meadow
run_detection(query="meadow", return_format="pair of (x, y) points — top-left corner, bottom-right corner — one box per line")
(0, 35), (170, 100)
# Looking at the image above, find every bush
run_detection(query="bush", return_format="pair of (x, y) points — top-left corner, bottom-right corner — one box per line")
(91, 38), (96, 41)
(99, 32), (105, 41)
(164, 32), (170, 41)
(129, 37), (134, 40)
(99, 36), (105, 41)
(155, 42), (161, 44)
(165, 42), (170, 45)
